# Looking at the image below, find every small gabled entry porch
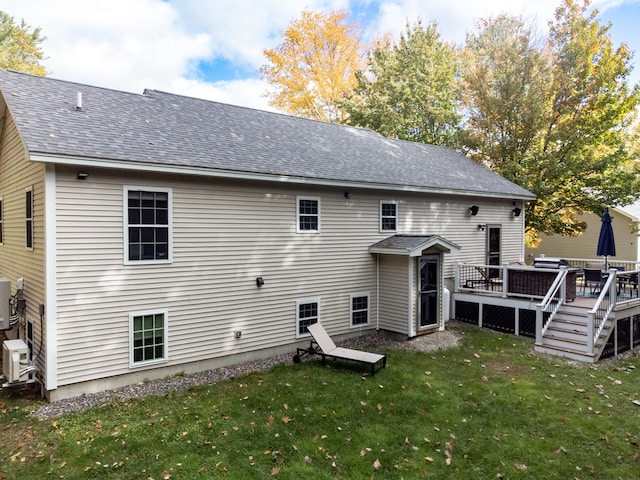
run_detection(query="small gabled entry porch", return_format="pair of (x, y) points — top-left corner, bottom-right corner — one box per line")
(370, 235), (460, 338)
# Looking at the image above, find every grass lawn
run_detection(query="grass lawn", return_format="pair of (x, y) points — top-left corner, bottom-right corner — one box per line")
(1, 323), (639, 479)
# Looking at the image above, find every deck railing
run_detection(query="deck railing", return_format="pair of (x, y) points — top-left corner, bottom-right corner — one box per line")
(455, 262), (640, 358)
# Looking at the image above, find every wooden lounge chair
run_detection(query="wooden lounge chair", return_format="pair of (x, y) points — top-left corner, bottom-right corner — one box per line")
(292, 322), (387, 375)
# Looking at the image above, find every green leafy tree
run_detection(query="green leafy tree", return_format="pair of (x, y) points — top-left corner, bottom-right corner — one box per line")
(0, 10), (46, 75)
(343, 20), (461, 147)
(461, 0), (639, 244)
(260, 10), (366, 122)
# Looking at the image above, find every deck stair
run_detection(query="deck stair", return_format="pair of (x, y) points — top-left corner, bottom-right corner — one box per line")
(534, 302), (613, 363)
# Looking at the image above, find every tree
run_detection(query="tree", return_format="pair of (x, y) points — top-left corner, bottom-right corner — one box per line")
(260, 10), (366, 122)
(0, 11), (46, 75)
(343, 20), (461, 147)
(461, 0), (639, 244)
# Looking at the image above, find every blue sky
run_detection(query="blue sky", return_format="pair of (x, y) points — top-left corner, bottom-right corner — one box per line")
(2, 0), (639, 111)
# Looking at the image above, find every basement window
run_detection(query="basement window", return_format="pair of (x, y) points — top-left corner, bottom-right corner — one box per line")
(296, 298), (319, 337)
(130, 311), (168, 366)
(350, 293), (370, 326)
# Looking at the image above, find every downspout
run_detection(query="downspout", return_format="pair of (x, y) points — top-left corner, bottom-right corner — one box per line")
(376, 254), (380, 331)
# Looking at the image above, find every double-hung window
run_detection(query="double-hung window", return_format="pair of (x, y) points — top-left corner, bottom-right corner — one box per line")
(297, 196), (320, 233)
(296, 298), (319, 337)
(350, 292), (370, 326)
(380, 201), (397, 232)
(125, 187), (172, 264)
(130, 310), (168, 366)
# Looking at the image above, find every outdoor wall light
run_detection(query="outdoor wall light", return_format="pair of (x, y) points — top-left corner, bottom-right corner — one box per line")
(77, 171), (89, 180)
(469, 205), (479, 216)
(344, 191), (351, 199)
(256, 276), (265, 287)
(477, 224), (486, 231)
(513, 207), (522, 217)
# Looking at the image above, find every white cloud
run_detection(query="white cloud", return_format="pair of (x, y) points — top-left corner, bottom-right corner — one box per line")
(1, 0), (637, 110)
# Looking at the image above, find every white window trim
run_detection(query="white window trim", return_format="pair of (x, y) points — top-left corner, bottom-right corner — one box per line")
(350, 291), (371, 327)
(25, 186), (34, 250)
(296, 297), (320, 338)
(380, 200), (397, 233)
(296, 195), (321, 234)
(123, 186), (173, 265)
(129, 309), (169, 368)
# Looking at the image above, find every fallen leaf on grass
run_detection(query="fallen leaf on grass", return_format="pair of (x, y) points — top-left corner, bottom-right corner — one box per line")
(445, 441), (453, 465)
(514, 461), (527, 470)
(271, 466), (281, 475)
(373, 459), (382, 469)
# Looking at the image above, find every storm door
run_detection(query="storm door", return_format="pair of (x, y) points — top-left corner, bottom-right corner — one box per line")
(418, 255), (439, 330)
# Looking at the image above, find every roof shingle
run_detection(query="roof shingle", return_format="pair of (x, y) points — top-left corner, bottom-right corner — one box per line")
(0, 69), (534, 199)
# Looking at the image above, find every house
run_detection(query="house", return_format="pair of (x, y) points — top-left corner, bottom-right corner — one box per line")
(0, 70), (535, 401)
(525, 202), (640, 267)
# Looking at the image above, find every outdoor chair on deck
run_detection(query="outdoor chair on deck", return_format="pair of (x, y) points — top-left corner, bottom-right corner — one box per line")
(582, 268), (604, 295)
(468, 266), (503, 291)
(293, 322), (387, 375)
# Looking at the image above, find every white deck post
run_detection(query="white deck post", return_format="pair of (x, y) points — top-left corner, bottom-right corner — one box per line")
(502, 263), (508, 298)
(535, 304), (543, 345)
(586, 311), (594, 355)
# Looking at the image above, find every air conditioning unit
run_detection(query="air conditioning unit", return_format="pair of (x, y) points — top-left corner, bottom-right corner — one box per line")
(2, 339), (29, 383)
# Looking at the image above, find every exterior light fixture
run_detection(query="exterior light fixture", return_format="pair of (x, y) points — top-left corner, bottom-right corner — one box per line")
(513, 207), (522, 217)
(477, 224), (486, 231)
(77, 171), (89, 180)
(344, 191), (351, 199)
(256, 277), (265, 287)
(469, 205), (479, 216)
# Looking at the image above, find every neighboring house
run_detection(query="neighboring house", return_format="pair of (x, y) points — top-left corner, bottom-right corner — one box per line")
(0, 70), (534, 401)
(526, 202), (640, 266)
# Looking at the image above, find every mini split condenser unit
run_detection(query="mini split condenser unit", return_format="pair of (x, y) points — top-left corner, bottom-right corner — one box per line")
(2, 339), (29, 383)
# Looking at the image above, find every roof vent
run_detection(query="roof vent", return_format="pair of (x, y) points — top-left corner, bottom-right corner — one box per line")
(75, 92), (83, 111)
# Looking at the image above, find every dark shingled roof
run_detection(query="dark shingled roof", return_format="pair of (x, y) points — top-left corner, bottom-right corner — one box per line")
(0, 69), (534, 199)
(369, 235), (461, 256)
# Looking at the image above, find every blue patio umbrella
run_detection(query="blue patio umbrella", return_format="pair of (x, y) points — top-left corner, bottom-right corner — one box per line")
(596, 208), (616, 269)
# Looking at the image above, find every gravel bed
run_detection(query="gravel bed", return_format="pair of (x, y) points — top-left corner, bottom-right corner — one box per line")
(32, 327), (464, 420)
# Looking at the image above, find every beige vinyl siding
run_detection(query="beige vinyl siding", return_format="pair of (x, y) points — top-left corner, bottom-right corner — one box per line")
(53, 165), (527, 388)
(378, 255), (410, 334)
(527, 210), (638, 264)
(393, 197), (526, 275)
(54, 169), (385, 385)
(0, 110), (46, 373)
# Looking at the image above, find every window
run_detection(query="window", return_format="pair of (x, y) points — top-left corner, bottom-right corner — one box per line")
(0, 196), (3, 244)
(296, 298), (319, 337)
(130, 311), (168, 366)
(25, 187), (33, 249)
(297, 196), (320, 233)
(380, 201), (397, 232)
(125, 187), (172, 263)
(350, 293), (370, 326)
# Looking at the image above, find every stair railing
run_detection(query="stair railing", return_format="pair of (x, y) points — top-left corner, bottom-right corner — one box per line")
(535, 267), (568, 345)
(586, 270), (616, 355)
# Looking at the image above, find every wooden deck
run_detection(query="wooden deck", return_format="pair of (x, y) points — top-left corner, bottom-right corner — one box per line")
(454, 264), (640, 362)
